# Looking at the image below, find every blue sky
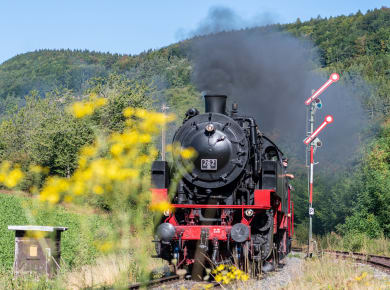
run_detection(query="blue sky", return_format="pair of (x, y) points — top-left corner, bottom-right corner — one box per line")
(0, 0), (386, 64)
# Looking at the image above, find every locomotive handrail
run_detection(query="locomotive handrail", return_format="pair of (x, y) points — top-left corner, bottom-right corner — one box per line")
(262, 135), (284, 156)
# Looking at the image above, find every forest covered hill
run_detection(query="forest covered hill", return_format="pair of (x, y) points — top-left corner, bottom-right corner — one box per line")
(0, 7), (390, 242)
(1, 7), (390, 115)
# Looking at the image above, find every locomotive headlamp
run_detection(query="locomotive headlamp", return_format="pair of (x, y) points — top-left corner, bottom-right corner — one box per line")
(156, 223), (176, 242)
(245, 209), (254, 217)
(205, 123), (215, 133)
(230, 223), (250, 243)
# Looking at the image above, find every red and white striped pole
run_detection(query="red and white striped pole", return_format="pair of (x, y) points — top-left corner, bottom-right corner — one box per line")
(306, 116), (334, 205)
(309, 145), (314, 204)
(304, 115), (334, 256)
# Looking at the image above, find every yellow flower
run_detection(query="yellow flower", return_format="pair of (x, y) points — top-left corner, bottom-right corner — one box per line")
(26, 231), (47, 239)
(150, 148), (158, 159)
(180, 148), (196, 159)
(4, 168), (24, 188)
(222, 276), (230, 284)
(72, 181), (84, 195)
(81, 168), (93, 180)
(80, 145), (97, 157)
(78, 156), (88, 168)
(71, 102), (94, 118)
(110, 143), (124, 156)
(214, 274), (222, 283)
(29, 165), (42, 174)
(1, 161), (11, 172)
(216, 264), (225, 272)
(123, 107), (135, 117)
(139, 134), (151, 143)
(40, 186), (60, 204)
(90, 159), (106, 177)
(93, 185), (104, 195)
(355, 272), (367, 281)
(96, 241), (113, 252)
(95, 97), (107, 107)
(57, 179), (70, 191)
(64, 195), (73, 203)
(149, 201), (172, 212)
(135, 109), (147, 119)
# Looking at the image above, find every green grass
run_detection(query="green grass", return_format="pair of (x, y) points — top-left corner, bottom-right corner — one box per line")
(285, 256), (390, 289)
(0, 193), (112, 271)
(316, 232), (390, 256)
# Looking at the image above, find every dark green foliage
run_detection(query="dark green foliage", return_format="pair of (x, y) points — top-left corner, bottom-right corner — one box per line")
(87, 74), (153, 132)
(0, 50), (112, 99)
(0, 44), (192, 101)
(0, 90), (94, 178)
(337, 121), (390, 238)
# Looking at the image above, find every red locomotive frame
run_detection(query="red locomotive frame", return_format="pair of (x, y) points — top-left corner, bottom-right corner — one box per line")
(152, 187), (294, 265)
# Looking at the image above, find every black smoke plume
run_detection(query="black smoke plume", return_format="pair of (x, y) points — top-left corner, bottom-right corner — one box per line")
(189, 8), (366, 169)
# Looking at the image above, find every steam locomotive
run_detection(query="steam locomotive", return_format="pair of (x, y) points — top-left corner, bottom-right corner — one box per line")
(151, 95), (294, 278)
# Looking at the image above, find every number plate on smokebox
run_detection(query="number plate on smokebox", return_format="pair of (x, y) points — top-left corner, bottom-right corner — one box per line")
(201, 159), (217, 170)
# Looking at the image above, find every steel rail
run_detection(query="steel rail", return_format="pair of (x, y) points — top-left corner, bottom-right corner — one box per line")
(128, 274), (221, 289)
(324, 250), (390, 273)
(128, 274), (181, 289)
(290, 247), (390, 272)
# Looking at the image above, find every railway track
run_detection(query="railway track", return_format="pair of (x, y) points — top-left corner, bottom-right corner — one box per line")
(292, 247), (390, 273)
(128, 274), (220, 289)
(325, 250), (390, 273)
(128, 274), (180, 289)
(128, 249), (390, 288)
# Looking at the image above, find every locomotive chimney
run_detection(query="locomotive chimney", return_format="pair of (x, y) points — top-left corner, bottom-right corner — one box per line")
(204, 95), (227, 115)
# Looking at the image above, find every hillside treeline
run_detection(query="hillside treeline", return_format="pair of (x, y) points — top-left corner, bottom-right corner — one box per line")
(0, 8), (390, 240)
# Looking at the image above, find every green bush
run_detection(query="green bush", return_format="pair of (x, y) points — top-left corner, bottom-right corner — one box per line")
(294, 222), (309, 245)
(342, 231), (367, 252)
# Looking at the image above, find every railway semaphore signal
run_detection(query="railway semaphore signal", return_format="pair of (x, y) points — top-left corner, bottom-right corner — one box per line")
(304, 73), (339, 258)
(304, 115), (334, 145)
(304, 73), (340, 105)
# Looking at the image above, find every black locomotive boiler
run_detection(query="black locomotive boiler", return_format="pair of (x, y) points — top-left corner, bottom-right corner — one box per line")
(151, 95), (294, 278)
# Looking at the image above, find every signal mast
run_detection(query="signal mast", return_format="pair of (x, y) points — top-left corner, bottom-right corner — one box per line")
(304, 73), (339, 256)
